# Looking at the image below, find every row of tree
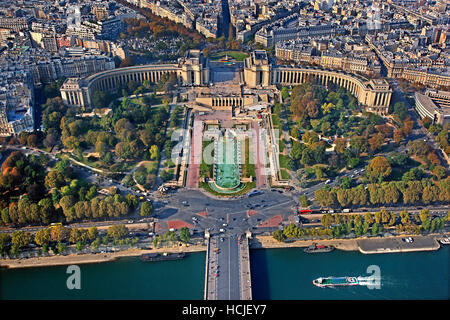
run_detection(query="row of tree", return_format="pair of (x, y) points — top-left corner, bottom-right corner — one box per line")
(273, 209), (448, 242)
(0, 224), (134, 257)
(315, 176), (450, 208)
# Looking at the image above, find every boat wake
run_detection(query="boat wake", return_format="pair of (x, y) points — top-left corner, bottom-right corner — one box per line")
(356, 276), (381, 288)
(313, 275), (381, 288)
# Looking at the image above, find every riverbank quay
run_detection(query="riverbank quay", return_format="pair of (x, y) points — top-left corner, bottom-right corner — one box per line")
(251, 233), (449, 254)
(0, 243), (207, 270)
(251, 235), (360, 251)
(2, 232), (448, 269)
(357, 235), (441, 254)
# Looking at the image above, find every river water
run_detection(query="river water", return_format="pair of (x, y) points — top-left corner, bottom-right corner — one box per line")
(1, 247), (448, 300)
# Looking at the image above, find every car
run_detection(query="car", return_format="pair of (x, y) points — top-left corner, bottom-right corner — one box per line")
(222, 223), (227, 227)
(220, 237), (224, 242)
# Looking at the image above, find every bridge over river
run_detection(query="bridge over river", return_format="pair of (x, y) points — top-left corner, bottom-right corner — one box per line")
(204, 233), (252, 300)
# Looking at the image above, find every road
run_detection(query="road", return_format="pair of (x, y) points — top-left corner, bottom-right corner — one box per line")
(216, 234), (241, 300)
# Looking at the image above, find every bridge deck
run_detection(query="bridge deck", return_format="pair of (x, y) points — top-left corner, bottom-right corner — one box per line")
(205, 235), (252, 300)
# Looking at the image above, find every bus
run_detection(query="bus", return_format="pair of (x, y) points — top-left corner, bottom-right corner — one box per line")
(299, 209), (312, 214)
(50, 222), (62, 227)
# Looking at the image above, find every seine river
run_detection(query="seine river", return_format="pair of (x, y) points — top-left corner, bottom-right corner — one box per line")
(1, 247), (449, 300)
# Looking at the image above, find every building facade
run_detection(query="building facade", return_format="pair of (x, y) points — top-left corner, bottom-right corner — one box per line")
(414, 90), (450, 125)
(61, 50), (209, 108)
(61, 50), (392, 114)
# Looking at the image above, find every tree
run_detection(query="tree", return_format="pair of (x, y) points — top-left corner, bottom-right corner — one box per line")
(62, 136), (80, 150)
(87, 227), (98, 241)
(366, 156), (392, 182)
(402, 117), (414, 137)
(44, 170), (65, 189)
(300, 148), (314, 166)
(50, 225), (69, 242)
(125, 194), (139, 209)
(179, 227), (190, 243)
(290, 141), (303, 160)
(164, 230), (178, 243)
(299, 195), (309, 207)
(393, 129), (405, 144)
(433, 166), (447, 180)
(149, 145), (160, 160)
(393, 102), (407, 121)
(11, 231), (32, 249)
(57, 241), (66, 254)
(75, 241), (84, 251)
(350, 136), (367, 155)
(160, 170), (174, 182)
(334, 138), (347, 154)
(403, 181), (423, 204)
(107, 224), (128, 241)
(34, 228), (52, 246)
(92, 91), (111, 108)
(368, 133), (384, 152)
(140, 201), (154, 217)
(273, 230), (286, 242)
(321, 214), (333, 229)
(69, 228), (88, 244)
(371, 223), (382, 235)
(153, 235), (161, 248)
(422, 185), (440, 204)
(364, 213), (374, 225)
(340, 177), (353, 189)
(283, 223), (298, 238)
(0, 233), (11, 254)
(399, 210), (410, 225)
(290, 127), (300, 140)
(115, 141), (131, 159)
